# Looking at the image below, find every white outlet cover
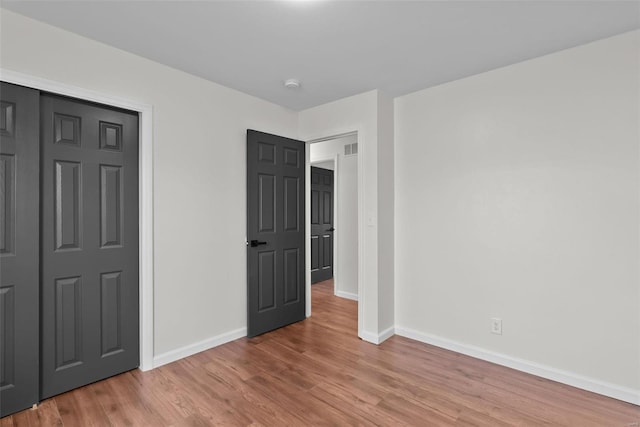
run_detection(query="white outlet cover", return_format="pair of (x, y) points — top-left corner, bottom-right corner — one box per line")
(491, 317), (502, 335)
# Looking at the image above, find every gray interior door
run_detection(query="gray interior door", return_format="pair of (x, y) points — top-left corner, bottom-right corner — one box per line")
(311, 166), (334, 284)
(247, 130), (305, 337)
(40, 94), (139, 399)
(0, 83), (40, 417)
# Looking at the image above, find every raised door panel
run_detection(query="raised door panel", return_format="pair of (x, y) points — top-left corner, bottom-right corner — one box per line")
(0, 101), (16, 137)
(100, 165), (123, 248)
(258, 142), (276, 165)
(258, 174), (275, 233)
(0, 154), (16, 255)
(258, 251), (276, 312)
(54, 113), (81, 146)
(0, 286), (15, 389)
(322, 235), (333, 269)
(54, 161), (82, 251)
(100, 272), (123, 357)
(99, 122), (122, 151)
(55, 277), (83, 370)
(322, 191), (332, 225)
(284, 177), (299, 232)
(311, 236), (319, 271)
(283, 148), (299, 168)
(283, 249), (300, 304)
(311, 190), (320, 225)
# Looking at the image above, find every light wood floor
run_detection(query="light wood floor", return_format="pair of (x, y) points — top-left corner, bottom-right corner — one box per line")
(3, 279), (639, 426)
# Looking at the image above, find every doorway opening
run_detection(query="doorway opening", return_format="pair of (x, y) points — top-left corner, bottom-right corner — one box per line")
(307, 132), (359, 329)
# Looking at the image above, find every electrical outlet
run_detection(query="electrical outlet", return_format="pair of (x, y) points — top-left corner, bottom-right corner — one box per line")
(491, 318), (502, 335)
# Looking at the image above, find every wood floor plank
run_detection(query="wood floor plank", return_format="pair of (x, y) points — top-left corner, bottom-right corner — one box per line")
(246, 374), (334, 425)
(3, 279), (640, 426)
(157, 361), (253, 426)
(29, 401), (62, 427)
(376, 392), (457, 426)
(5, 407), (40, 427)
(309, 379), (404, 426)
(54, 384), (112, 427)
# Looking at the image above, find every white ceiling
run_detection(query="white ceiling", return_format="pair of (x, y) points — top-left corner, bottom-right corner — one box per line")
(2, 1), (639, 111)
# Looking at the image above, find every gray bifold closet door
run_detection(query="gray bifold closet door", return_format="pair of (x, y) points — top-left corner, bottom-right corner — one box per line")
(40, 94), (140, 399)
(0, 82), (40, 417)
(1, 85), (140, 416)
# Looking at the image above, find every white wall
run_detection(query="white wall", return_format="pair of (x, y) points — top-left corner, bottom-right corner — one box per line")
(0, 10), (299, 358)
(310, 135), (359, 298)
(377, 92), (395, 333)
(395, 30), (640, 400)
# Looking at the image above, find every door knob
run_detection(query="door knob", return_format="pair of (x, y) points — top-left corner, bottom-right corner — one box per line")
(250, 240), (267, 247)
(327, 227), (335, 232)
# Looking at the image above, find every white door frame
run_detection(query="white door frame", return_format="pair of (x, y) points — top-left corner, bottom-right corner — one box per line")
(309, 154), (339, 297)
(0, 69), (155, 371)
(305, 130), (363, 339)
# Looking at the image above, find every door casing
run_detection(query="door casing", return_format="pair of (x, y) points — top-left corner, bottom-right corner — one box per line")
(0, 69), (155, 371)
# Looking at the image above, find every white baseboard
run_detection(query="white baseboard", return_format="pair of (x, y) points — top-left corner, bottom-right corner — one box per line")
(359, 330), (378, 344)
(395, 326), (640, 406)
(359, 326), (395, 345)
(335, 290), (358, 301)
(153, 327), (247, 369)
(378, 326), (395, 344)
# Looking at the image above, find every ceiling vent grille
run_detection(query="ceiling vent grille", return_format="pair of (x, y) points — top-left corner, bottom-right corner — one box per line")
(344, 143), (358, 156)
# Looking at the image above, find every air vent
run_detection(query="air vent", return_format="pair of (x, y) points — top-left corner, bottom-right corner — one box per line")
(344, 142), (358, 156)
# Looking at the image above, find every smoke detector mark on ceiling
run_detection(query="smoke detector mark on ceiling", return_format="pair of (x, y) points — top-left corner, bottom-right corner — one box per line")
(284, 79), (301, 89)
